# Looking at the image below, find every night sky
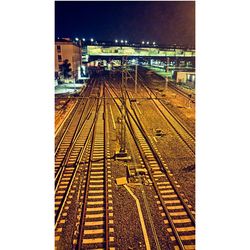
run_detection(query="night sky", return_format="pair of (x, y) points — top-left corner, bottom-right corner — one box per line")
(55, 1), (195, 47)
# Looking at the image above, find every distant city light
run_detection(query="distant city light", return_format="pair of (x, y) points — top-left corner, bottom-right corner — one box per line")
(82, 38), (85, 41)
(115, 39), (118, 43)
(75, 37), (79, 41)
(90, 38), (94, 42)
(125, 40), (128, 44)
(153, 41), (156, 45)
(142, 41), (145, 44)
(147, 41), (149, 45)
(121, 40), (124, 43)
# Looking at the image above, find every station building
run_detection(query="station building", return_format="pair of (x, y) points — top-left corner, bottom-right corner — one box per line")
(173, 71), (195, 88)
(55, 38), (82, 81)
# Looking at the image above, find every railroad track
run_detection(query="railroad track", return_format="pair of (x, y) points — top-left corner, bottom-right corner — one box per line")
(55, 82), (115, 249)
(109, 75), (195, 155)
(55, 79), (96, 152)
(55, 81), (100, 177)
(138, 68), (195, 103)
(129, 81), (195, 155)
(168, 83), (195, 103)
(55, 97), (98, 178)
(106, 82), (195, 250)
(55, 93), (99, 229)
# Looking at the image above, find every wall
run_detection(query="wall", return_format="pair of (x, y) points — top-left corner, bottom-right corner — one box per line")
(176, 71), (195, 84)
(55, 42), (82, 79)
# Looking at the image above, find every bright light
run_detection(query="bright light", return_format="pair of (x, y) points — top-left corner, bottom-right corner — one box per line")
(147, 41), (149, 45)
(153, 41), (156, 45)
(115, 39), (118, 43)
(125, 40), (127, 44)
(90, 38), (94, 42)
(142, 41), (145, 44)
(121, 40), (124, 43)
(75, 37), (79, 41)
(82, 38), (85, 41)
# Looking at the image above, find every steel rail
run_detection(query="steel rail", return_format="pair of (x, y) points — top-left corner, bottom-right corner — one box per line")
(134, 72), (195, 154)
(116, 84), (195, 223)
(124, 88), (195, 222)
(103, 83), (109, 250)
(54, 99), (100, 228)
(140, 180), (162, 250)
(125, 108), (186, 250)
(129, 85), (195, 155)
(168, 83), (195, 103)
(55, 78), (94, 143)
(55, 149), (81, 227)
(55, 98), (83, 152)
(76, 93), (106, 249)
(106, 83), (195, 249)
(107, 84), (186, 249)
(55, 79), (96, 154)
(139, 76), (195, 140)
(55, 99), (74, 137)
(55, 98), (97, 186)
(138, 67), (195, 103)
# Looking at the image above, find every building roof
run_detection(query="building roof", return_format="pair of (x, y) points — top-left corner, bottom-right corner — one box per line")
(55, 38), (81, 48)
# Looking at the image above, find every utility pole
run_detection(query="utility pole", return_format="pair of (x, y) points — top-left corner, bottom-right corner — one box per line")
(120, 60), (126, 154)
(165, 77), (168, 89)
(115, 57), (130, 160)
(165, 57), (169, 90)
(135, 64), (138, 93)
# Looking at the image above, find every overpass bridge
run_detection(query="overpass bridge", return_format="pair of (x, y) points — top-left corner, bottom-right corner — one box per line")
(84, 44), (195, 60)
(81, 42), (195, 69)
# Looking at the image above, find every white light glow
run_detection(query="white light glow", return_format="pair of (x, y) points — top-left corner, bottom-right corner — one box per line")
(121, 40), (124, 43)
(115, 39), (118, 43)
(147, 41), (149, 45)
(82, 38), (85, 41)
(90, 38), (94, 42)
(125, 40), (127, 44)
(142, 41), (145, 44)
(75, 37), (79, 41)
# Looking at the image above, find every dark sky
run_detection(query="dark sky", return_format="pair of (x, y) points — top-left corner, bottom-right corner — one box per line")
(55, 1), (195, 47)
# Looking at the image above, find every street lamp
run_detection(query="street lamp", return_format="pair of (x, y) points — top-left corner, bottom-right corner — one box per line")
(142, 41), (145, 44)
(115, 39), (118, 43)
(153, 41), (156, 45)
(146, 41), (149, 45)
(82, 38), (85, 41)
(75, 37), (79, 41)
(121, 40), (124, 43)
(90, 38), (94, 42)
(125, 40), (128, 44)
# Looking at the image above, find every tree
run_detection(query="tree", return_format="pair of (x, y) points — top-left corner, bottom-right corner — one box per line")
(59, 59), (72, 79)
